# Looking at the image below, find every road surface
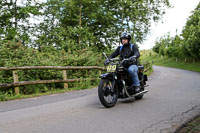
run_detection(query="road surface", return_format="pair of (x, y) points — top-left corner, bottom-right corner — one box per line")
(0, 66), (200, 133)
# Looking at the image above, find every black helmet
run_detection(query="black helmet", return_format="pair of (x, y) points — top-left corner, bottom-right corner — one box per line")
(120, 32), (131, 43)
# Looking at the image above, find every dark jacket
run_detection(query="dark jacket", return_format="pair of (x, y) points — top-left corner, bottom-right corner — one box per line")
(109, 43), (140, 60)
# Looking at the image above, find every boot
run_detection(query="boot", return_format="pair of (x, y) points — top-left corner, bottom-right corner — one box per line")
(129, 85), (135, 93)
(134, 86), (141, 93)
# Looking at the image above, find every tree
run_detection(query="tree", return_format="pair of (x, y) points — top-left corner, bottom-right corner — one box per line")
(0, 0), (43, 45)
(182, 2), (200, 59)
(34, 0), (170, 51)
(153, 40), (161, 54)
(0, 0), (171, 51)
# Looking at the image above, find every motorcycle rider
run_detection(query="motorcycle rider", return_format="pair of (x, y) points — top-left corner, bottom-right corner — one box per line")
(104, 32), (141, 93)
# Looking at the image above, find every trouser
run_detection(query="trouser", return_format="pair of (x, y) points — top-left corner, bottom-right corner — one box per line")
(127, 65), (140, 86)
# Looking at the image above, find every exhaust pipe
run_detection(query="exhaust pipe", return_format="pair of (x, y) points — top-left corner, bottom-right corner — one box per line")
(132, 90), (149, 97)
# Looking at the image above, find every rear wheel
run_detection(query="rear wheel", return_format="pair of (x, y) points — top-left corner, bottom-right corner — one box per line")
(98, 79), (118, 108)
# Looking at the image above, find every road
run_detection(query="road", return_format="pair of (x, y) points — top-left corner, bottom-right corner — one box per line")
(0, 66), (200, 133)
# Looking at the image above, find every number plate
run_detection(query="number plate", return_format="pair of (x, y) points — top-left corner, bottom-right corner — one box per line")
(107, 64), (117, 72)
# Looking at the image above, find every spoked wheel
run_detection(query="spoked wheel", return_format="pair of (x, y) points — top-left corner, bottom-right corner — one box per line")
(98, 79), (118, 108)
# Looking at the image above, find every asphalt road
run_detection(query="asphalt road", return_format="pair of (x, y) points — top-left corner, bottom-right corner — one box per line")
(0, 66), (200, 133)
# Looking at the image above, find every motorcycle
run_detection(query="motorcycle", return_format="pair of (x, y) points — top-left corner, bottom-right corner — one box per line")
(98, 53), (148, 108)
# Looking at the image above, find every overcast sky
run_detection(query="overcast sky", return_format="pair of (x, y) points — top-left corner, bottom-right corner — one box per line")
(139, 0), (200, 50)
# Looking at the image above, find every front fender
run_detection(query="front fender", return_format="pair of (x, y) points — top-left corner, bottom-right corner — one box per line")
(99, 73), (113, 79)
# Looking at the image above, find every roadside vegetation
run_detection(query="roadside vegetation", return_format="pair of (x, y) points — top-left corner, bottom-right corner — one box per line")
(176, 115), (200, 133)
(152, 3), (200, 64)
(142, 2), (200, 73)
(0, 42), (152, 101)
(141, 50), (200, 73)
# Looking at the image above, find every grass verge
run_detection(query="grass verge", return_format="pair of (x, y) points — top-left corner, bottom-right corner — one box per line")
(176, 115), (200, 133)
(140, 51), (200, 73)
(0, 85), (98, 102)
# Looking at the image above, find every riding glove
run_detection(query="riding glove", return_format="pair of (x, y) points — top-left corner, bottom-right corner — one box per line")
(128, 56), (136, 62)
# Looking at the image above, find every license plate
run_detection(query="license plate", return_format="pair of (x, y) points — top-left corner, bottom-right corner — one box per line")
(107, 64), (117, 72)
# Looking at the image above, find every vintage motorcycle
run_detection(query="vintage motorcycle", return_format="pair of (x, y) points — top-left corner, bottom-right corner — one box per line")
(98, 53), (148, 108)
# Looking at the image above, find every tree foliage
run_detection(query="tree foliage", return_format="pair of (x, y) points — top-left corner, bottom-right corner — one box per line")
(0, 0), (170, 50)
(182, 3), (200, 59)
(153, 2), (200, 60)
(0, 0), (43, 44)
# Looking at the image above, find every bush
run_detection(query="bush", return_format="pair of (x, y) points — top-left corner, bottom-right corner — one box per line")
(0, 41), (104, 95)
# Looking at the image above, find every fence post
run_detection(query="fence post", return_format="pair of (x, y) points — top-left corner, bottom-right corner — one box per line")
(63, 70), (68, 89)
(13, 70), (19, 95)
(99, 70), (102, 76)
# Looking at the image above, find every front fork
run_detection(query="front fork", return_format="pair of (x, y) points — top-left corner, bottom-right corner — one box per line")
(111, 73), (117, 93)
(100, 72), (118, 94)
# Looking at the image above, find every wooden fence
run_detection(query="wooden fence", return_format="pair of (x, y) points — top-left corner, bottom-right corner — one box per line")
(0, 66), (105, 94)
(0, 64), (150, 95)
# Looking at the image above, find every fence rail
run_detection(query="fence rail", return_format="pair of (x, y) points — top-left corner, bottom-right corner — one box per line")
(0, 64), (150, 94)
(0, 78), (97, 88)
(0, 66), (105, 70)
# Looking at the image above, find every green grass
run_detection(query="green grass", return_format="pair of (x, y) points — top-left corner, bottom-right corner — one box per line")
(140, 51), (200, 73)
(0, 84), (98, 102)
(176, 115), (200, 133)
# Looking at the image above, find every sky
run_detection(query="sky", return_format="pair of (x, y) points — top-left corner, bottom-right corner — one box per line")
(139, 0), (200, 50)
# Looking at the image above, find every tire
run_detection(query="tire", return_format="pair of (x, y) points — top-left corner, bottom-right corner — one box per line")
(98, 79), (118, 108)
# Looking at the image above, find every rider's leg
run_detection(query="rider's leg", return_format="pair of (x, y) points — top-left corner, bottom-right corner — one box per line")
(127, 65), (140, 92)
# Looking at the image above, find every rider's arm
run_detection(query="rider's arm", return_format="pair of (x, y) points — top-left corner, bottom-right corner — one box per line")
(132, 44), (140, 59)
(109, 46), (120, 58)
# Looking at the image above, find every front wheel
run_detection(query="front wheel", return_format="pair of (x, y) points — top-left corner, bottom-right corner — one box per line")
(98, 79), (118, 108)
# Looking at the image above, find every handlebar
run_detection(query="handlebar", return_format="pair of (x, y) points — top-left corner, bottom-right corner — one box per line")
(103, 52), (137, 66)
(103, 52), (120, 62)
(110, 58), (121, 62)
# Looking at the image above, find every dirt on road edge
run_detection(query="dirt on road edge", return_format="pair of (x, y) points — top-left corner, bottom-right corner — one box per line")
(176, 114), (200, 133)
